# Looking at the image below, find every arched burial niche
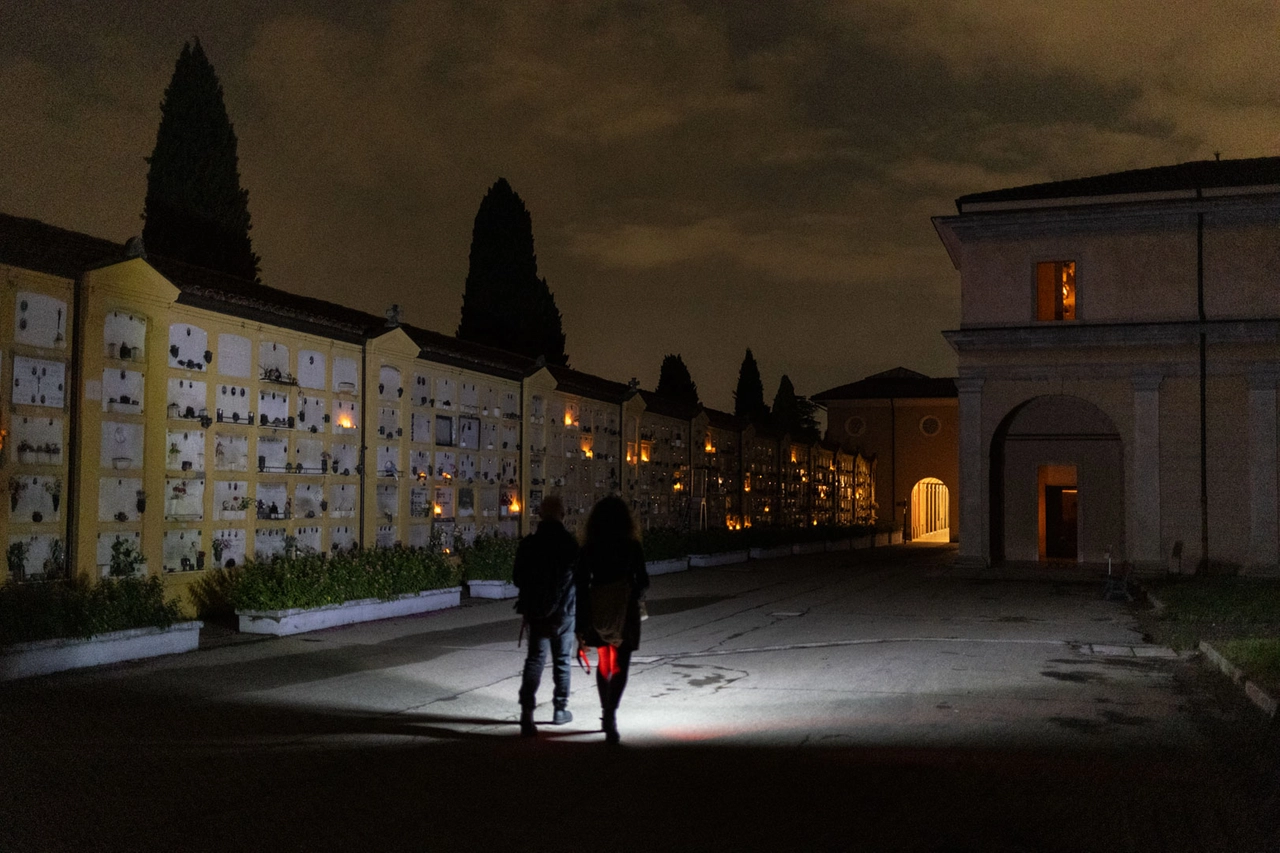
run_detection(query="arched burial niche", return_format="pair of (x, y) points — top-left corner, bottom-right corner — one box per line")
(989, 395), (1123, 565)
(909, 478), (950, 542)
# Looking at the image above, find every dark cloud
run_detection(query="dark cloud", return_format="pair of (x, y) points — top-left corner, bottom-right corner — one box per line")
(3, 0), (1277, 409)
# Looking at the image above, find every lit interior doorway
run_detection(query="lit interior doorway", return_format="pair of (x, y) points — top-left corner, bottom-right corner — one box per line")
(1038, 464), (1078, 561)
(910, 478), (950, 542)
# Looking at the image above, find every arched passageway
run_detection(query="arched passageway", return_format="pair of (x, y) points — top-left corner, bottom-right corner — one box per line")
(989, 395), (1124, 565)
(909, 478), (950, 541)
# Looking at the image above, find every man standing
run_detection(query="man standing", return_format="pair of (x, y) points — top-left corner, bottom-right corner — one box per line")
(513, 495), (580, 737)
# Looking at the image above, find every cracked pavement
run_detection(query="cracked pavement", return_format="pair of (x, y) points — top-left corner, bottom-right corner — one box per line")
(2, 543), (1276, 852)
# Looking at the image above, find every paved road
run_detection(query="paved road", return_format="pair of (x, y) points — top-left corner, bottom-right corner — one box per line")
(3, 544), (1276, 852)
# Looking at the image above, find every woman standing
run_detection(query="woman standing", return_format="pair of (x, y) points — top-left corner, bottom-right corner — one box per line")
(575, 495), (649, 744)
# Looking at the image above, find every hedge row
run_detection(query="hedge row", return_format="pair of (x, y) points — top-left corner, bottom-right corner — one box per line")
(0, 576), (183, 648)
(218, 546), (462, 612)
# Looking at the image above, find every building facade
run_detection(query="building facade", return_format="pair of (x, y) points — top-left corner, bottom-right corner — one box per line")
(815, 368), (959, 542)
(2, 213), (879, 608)
(933, 157), (1280, 572)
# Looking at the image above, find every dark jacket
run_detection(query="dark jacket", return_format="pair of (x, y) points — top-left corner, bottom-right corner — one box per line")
(575, 538), (649, 650)
(512, 519), (579, 634)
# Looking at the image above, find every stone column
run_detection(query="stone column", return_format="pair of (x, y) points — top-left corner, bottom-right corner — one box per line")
(1247, 370), (1279, 572)
(955, 375), (987, 566)
(1129, 374), (1162, 568)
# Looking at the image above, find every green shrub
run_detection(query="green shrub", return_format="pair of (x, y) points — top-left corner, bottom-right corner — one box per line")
(642, 527), (690, 562)
(459, 530), (519, 582)
(1218, 638), (1280, 692)
(189, 564), (241, 623)
(0, 576), (184, 647)
(652, 522), (879, 557)
(225, 546), (462, 612)
(1149, 576), (1280, 626)
(685, 527), (740, 555)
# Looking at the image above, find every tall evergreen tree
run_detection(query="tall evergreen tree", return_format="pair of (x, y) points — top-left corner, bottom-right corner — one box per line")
(733, 348), (769, 422)
(457, 178), (567, 364)
(771, 375), (821, 442)
(143, 38), (260, 281)
(771, 375), (801, 435)
(655, 354), (699, 407)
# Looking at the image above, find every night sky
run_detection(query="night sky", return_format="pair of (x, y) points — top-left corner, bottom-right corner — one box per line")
(4, 2), (1277, 411)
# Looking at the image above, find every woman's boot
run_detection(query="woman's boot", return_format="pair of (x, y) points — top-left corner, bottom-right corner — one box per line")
(601, 708), (619, 744)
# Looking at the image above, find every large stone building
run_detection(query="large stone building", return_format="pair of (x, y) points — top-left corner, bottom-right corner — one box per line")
(1, 212), (877, 607)
(934, 157), (1280, 573)
(815, 368), (958, 542)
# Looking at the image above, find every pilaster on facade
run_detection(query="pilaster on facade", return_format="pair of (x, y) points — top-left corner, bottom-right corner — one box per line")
(1129, 374), (1163, 569)
(953, 375), (987, 566)
(1247, 368), (1280, 572)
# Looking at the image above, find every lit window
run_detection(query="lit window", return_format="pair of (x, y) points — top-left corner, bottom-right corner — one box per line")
(1037, 261), (1076, 321)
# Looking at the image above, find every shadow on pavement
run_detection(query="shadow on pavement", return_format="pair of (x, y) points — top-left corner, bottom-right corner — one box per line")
(3, 676), (1275, 853)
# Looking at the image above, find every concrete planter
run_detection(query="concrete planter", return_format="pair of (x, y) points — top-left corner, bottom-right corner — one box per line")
(646, 557), (689, 575)
(237, 587), (461, 637)
(792, 541), (826, 555)
(891, 530), (903, 545)
(749, 545), (792, 560)
(852, 535), (874, 549)
(825, 539), (852, 552)
(688, 550), (750, 567)
(1, 621), (203, 681)
(873, 532), (891, 547)
(467, 580), (517, 599)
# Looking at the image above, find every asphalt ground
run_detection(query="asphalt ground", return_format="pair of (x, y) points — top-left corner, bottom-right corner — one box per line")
(2, 543), (1277, 852)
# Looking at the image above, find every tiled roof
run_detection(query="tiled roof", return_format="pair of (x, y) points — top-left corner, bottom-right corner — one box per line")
(813, 367), (957, 401)
(956, 156), (1280, 211)
(153, 254), (383, 344)
(0, 212), (124, 279)
(704, 407), (742, 430)
(638, 390), (700, 420)
(0, 210), (715, 406)
(546, 365), (633, 403)
(403, 324), (534, 380)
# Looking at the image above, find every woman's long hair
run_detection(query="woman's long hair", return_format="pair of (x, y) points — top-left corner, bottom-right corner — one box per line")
(584, 495), (638, 552)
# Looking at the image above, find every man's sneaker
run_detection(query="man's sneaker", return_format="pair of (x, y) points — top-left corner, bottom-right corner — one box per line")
(552, 708), (573, 725)
(520, 709), (536, 737)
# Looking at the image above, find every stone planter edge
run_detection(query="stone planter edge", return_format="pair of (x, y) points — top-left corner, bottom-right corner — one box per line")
(1, 620), (203, 682)
(467, 579), (518, 599)
(688, 550), (750, 567)
(646, 557), (689, 575)
(237, 587), (461, 637)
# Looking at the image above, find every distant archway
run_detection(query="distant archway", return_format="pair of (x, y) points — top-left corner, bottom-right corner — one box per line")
(909, 478), (950, 542)
(989, 395), (1123, 565)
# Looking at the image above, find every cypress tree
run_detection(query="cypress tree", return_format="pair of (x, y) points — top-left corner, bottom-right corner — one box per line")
(771, 375), (801, 435)
(142, 38), (260, 281)
(733, 348), (769, 422)
(457, 178), (567, 364)
(655, 354), (699, 407)
(771, 375), (821, 442)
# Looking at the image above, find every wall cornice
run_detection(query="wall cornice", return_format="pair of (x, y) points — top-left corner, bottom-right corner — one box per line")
(944, 319), (1280, 352)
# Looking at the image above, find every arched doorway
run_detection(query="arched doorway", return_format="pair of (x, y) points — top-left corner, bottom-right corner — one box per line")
(909, 478), (950, 541)
(989, 395), (1124, 565)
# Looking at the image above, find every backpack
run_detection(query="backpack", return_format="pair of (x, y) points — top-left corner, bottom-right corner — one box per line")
(514, 558), (570, 625)
(515, 567), (568, 624)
